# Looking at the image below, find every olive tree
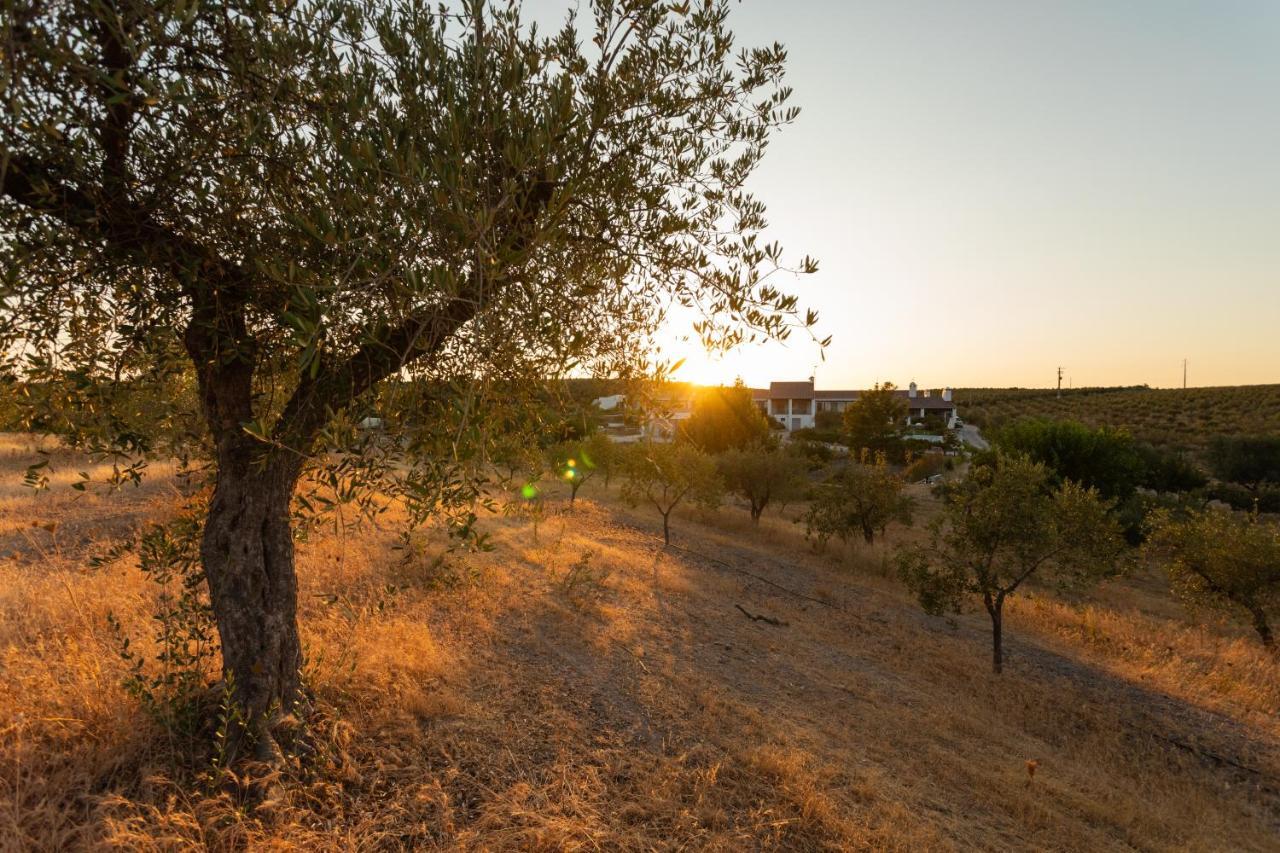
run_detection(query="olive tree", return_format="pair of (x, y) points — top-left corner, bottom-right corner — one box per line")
(547, 434), (606, 506)
(898, 454), (1122, 673)
(621, 441), (722, 545)
(1144, 507), (1280, 656)
(803, 457), (913, 548)
(584, 431), (623, 489)
(717, 443), (806, 524)
(1, 0), (815, 756)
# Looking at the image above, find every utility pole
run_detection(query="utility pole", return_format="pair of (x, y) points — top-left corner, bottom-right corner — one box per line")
(1183, 359), (1187, 390)
(1057, 366), (1063, 398)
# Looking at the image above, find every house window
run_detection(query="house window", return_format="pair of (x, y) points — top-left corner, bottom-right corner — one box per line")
(790, 398), (812, 415)
(770, 399), (788, 416)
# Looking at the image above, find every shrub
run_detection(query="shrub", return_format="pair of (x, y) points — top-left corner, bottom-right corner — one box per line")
(556, 551), (612, 607)
(790, 426), (845, 445)
(991, 418), (1144, 501)
(1133, 442), (1207, 493)
(1207, 436), (1280, 488)
(904, 453), (948, 483)
(101, 503), (219, 737)
(814, 409), (844, 431)
(1203, 482), (1280, 514)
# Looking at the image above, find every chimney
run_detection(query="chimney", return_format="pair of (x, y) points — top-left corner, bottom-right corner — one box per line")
(943, 387), (953, 402)
(908, 381), (917, 399)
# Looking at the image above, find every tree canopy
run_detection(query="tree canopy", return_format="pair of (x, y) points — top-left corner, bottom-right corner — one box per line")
(842, 382), (906, 458)
(804, 457), (913, 549)
(1207, 436), (1280, 489)
(1145, 507), (1280, 656)
(0, 0), (815, 757)
(547, 432), (613, 505)
(990, 419), (1145, 501)
(681, 380), (772, 454)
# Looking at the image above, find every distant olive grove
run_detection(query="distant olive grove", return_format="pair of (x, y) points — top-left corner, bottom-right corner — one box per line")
(957, 385), (1280, 453)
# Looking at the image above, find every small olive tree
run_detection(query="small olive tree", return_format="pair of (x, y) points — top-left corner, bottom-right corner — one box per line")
(584, 432), (623, 489)
(1144, 507), (1280, 656)
(804, 458), (913, 549)
(717, 444), (807, 524)
(898, 454), (1122, 673)
(621, 442), (722, 545)
(546, 436), (604, 506)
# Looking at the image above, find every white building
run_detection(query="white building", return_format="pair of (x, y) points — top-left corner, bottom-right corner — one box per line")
(593, 380), (960, 440)
(750, 380), (958, 433)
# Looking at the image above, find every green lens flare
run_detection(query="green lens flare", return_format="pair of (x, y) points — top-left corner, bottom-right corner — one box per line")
(521, 483), (538, 500)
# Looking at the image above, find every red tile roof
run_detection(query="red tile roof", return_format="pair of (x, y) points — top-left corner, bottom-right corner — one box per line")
(769, 380), (815, 398)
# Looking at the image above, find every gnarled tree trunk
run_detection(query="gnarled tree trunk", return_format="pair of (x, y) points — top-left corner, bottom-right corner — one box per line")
(183, 291), (315, 759)
(201, 436), (305, 760)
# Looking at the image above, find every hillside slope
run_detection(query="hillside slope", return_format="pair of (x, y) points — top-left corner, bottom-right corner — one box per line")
(1, 437), (1277, 850)
(956, 385), (1280, 452)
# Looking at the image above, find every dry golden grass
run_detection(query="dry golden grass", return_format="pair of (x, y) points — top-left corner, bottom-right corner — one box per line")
(1, 434), (1277, 850)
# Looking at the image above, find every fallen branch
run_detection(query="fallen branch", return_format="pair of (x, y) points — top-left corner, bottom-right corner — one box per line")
(1146, 730), (1276, 784)
(735, 603), (788, 627)
(669, 543), (838, 610)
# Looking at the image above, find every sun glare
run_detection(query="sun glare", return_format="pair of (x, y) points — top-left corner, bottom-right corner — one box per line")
(659, 331), (824, 389)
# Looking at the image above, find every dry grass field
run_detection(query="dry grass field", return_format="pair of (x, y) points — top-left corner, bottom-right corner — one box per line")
(1, 433), (1278, 850)
(956, 385), (1280, 452)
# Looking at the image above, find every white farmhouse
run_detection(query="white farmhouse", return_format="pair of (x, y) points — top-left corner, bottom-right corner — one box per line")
(750, 380), (958, 433)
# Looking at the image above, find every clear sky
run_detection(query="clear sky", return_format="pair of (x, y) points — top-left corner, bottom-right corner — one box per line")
(540, 1), (1280, 389)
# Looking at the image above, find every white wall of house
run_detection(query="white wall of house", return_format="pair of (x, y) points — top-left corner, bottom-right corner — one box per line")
(765, 399), (815, 432)
(592, 394), (626, 411)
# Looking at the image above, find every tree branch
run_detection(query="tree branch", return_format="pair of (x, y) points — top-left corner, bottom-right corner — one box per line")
(1, 150), (262, 315)
(271, 295), (479, 451)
